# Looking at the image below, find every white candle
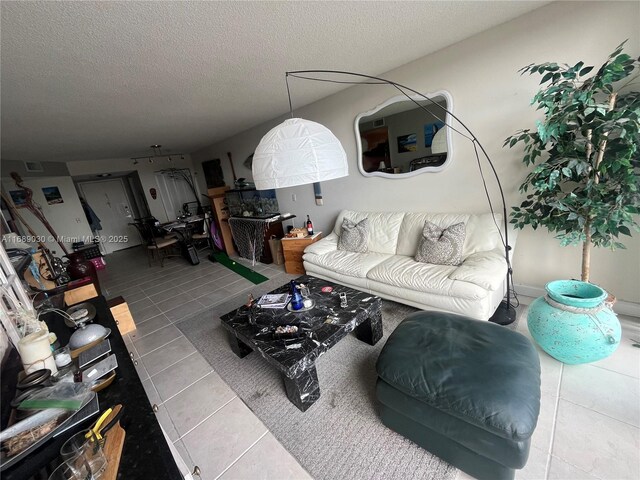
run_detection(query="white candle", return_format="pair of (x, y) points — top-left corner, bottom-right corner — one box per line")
(18, 330), (58, 375)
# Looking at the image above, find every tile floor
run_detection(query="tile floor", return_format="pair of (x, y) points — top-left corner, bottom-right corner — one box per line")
(99, 248), (640, 480)
(99, 248), (309, 480)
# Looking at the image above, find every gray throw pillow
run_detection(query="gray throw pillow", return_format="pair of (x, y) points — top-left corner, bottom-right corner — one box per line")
(337, 218), (369, 253)
(415, 221), (466, 265)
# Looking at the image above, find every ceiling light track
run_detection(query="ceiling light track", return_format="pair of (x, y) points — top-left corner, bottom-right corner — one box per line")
(131, 145), (186, 164)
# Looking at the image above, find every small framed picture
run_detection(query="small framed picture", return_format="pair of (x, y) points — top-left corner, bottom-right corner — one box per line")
(9, 190), (28, 208)
(42, 186), (64, 205)
(397, 133), (417, 153)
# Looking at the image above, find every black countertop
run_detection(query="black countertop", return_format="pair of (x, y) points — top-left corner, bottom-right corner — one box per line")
(2, 296), (183, 480)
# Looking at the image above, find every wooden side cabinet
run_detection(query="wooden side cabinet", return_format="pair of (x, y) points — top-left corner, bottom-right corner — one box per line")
(282, 232), (322, 275)
(107, 296), (137, 335)
(207, 186), (237, 257)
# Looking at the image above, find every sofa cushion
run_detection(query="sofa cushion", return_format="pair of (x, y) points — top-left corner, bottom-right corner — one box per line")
(333, 210), (404, 254)
(337, 218), (369, 253)
(396, 212), (503, 258)
(376, 311), (541, 442)
(303, 233), (339, 256)
(415, 221), (465, 265)
(303, 263), (503, 320)
(366, 255), (487, 300)
(309, 250), (391, 278)
(449, 249), (507, 291)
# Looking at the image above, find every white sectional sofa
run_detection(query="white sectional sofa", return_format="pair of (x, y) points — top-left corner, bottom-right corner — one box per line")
(303, 210), (515, 321)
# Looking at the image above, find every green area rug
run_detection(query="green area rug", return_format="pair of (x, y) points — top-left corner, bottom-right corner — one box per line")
(210, 252), (268, 284)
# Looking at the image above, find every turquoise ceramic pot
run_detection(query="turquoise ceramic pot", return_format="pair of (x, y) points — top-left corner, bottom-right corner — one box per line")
(527, 280), (620, 365)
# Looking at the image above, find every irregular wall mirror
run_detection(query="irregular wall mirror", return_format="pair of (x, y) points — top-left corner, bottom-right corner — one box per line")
(355, 91), (453, 178)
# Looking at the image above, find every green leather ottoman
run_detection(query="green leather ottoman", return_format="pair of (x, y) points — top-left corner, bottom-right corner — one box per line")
(376, 311), (541, 480)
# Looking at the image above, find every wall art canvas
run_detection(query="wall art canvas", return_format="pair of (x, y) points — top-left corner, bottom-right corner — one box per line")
(397, 133), (417, 153)
(42, 186), (64, 205)
(424, 121), (445, 147)
(9, 190), (27, 207)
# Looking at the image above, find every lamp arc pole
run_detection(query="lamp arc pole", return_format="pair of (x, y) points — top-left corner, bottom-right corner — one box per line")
(285, 70), (515, 324)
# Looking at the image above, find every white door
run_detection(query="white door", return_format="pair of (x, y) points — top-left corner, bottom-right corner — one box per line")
(78, 179), (141, 254)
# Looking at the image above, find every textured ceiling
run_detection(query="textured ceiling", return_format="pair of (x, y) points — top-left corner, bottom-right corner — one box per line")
(1, 1), (548, 162)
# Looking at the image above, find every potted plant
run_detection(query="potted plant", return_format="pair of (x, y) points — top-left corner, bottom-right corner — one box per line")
(504, 42), (639, 364)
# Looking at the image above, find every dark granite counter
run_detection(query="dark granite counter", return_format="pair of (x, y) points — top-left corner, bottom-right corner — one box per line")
(2, 296), (183, 480)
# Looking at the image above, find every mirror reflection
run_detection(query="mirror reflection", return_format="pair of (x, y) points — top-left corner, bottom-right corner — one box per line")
(355, 92), (452, 177)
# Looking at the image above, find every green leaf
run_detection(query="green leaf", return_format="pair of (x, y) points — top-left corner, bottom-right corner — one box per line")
(619, 225), (631, 236)
(541, 72), (553, 84)
(614, 53), (631, 63)
(579, 66), (594, 76)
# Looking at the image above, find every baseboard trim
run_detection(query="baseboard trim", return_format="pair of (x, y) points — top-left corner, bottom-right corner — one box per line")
(514, 284), (640, 318)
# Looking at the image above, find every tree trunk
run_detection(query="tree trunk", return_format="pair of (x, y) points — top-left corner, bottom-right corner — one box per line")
(580, 93), (617, 283)
(582, 220), (591, 282)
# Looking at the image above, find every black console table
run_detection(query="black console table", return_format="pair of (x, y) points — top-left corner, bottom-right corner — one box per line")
(1, 296), (183, 480)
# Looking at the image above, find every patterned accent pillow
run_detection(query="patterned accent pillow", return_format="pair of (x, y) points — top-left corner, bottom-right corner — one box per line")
(337, 218), (369, 253)
(415, 221), (466, 265)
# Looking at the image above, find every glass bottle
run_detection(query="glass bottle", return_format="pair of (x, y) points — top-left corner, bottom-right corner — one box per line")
(306, 215), (314, 236)
(290, 280), (304, 310)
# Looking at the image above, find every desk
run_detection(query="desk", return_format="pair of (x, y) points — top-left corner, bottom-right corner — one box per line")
(1, 296), (183, 480)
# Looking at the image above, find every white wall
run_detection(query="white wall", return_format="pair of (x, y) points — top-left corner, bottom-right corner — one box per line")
(66, 155), (202, 223)
(190, 1), (640, 303)
(1, 176), (94, 254)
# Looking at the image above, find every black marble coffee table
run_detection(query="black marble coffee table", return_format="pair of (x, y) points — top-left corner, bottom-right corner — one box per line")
(220, 275), (383, 411)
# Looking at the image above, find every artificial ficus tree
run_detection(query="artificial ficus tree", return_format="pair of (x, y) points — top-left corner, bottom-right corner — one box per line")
(505, 41), (640, 282)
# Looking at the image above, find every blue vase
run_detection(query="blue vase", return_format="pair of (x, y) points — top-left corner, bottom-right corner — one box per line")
(527, 280), (621, 365)
(290, 281), (304, 311)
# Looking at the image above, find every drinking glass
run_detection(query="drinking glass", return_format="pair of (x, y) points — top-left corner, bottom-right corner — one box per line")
(298, 284), (314, 308)
(299, 284), (310, 299)
(339, 292), (348, 308)
(60, 431), (107, 478)
(54, 346), (72, 368)
(48, 457), (92, 480)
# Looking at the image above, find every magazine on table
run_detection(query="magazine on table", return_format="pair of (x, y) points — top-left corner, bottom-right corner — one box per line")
(257, 293), (291, 308)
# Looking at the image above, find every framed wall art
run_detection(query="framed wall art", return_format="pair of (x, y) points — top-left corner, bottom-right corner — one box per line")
(397, 133), (417, 153)
(42, 186), (64, 205)
(424, 121), (445, 147)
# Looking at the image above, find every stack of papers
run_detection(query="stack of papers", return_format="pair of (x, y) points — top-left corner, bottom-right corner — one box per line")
(257, 293), (291, 309)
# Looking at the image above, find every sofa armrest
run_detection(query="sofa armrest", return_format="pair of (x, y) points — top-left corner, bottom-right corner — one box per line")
(303, 233), (339, 256)
(449, 249), (507, 291)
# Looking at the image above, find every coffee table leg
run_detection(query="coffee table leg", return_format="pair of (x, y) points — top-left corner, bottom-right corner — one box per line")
(227, 332), (252, 358)
(355, 309), (383, 345)
(283, 366), (321, 412)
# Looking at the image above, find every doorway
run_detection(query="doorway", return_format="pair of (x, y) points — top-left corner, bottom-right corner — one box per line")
(77, 179), (141, 254)
(154, 168), (200, 220)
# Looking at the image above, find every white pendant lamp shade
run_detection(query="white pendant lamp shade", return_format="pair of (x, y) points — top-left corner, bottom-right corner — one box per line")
(252, 118), (348, 190)
(431, 127), (448, 154)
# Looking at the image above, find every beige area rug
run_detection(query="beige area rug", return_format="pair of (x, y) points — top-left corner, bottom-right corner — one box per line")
(177, 275), (463, 480)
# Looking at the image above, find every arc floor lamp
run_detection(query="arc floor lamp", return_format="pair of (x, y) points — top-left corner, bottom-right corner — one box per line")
(252, 70), (516, 325)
